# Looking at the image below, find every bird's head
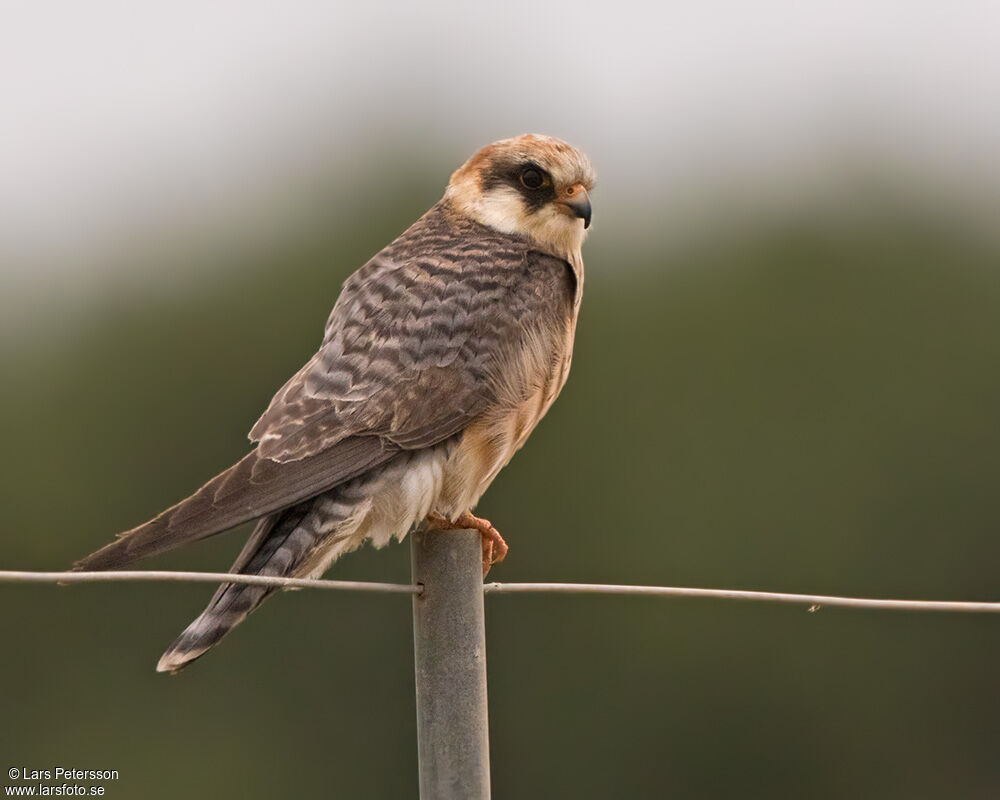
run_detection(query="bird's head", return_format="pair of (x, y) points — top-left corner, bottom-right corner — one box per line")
(445, 134), (595, 258)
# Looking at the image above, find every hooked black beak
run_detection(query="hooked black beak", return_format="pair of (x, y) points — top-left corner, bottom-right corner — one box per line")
(565, 194), (592, 229)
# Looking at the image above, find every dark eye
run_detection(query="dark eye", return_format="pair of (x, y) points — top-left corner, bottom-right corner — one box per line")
(519, 168), (544, 189)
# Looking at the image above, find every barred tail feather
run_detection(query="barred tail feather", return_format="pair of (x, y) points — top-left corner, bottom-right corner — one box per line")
(156, 490), (371, 674)
(155, 444), (449, 673)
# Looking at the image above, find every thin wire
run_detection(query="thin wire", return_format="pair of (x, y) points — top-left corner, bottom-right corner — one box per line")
(0, 570), (420, 594)
(0, 571), (997, 613)
(484, 582), (1000, 613)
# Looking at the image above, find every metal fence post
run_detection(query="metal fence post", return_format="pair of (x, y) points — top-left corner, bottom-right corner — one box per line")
(411, 528), (491, 799)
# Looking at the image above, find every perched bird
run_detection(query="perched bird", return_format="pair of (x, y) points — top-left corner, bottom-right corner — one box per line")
(74, 134), (595, 672)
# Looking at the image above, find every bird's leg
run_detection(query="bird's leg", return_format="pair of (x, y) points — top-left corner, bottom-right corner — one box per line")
(422, 512), (509, 577)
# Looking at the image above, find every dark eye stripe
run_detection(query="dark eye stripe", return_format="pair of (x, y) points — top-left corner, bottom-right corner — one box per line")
(479, 160), (556, 211)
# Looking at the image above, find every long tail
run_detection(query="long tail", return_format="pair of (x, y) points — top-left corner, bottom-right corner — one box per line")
(156, 487), (372, 673)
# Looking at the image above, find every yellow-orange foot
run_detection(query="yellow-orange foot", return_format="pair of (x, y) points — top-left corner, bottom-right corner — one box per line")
(423, 512), (509, 577)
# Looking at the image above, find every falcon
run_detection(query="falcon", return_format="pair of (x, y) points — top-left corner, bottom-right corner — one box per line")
(74, 134), (596, 672)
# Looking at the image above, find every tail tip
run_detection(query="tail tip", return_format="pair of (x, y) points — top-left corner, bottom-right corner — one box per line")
(156, 647), (202, 674)
(155, 611), (228, 674)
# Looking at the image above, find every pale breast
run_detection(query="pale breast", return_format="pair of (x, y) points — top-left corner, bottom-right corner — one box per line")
(436, 310), (578, 517)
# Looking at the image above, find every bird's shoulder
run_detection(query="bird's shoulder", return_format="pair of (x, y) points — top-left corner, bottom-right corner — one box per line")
(336, 200), (572, 318)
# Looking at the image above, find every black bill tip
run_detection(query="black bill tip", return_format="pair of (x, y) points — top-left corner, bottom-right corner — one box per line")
(565, 196), (592, 228)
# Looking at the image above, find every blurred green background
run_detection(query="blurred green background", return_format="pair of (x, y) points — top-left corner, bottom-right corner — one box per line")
(3, 186), (999, 798)
(3, 3), (1000, 798)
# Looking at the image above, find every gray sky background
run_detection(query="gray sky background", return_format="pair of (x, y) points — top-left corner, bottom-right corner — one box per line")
(2, 0), (999, 288)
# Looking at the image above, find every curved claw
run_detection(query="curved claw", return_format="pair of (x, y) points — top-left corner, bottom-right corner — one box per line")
(423, 512), (509, 576)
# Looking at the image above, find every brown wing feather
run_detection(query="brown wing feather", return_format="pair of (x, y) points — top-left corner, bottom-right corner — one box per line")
(74, 436), (395, 570)
(250, 202), (566, 461)
(76, 202), (574, 570)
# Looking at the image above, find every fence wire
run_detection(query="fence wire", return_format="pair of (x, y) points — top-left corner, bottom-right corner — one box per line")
(1, 570), (998, 613)
(0, 570), (418, 594)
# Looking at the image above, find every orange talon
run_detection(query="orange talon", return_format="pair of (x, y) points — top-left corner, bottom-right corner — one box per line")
(423, 512), (509, 576)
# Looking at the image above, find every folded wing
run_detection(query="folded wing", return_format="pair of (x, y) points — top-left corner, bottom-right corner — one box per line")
(75, 205), (567, 570)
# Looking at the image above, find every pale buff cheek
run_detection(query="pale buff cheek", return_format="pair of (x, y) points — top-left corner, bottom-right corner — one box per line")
(448, 184), (527, 237)
(447, 184), (586, 260)
(524, 206), (586, 257)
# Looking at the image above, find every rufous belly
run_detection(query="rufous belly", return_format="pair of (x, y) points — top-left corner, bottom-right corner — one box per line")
(435, 316), (576, 517)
